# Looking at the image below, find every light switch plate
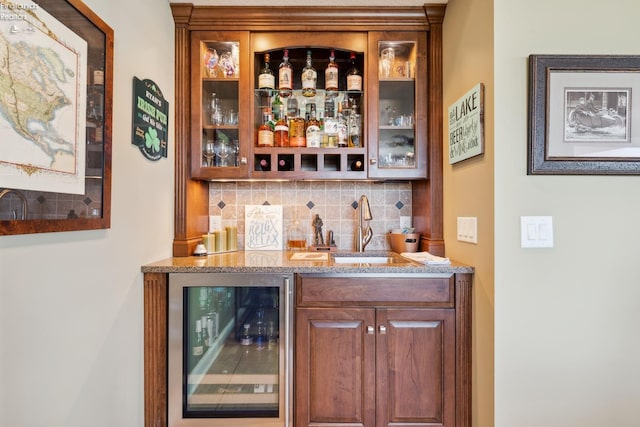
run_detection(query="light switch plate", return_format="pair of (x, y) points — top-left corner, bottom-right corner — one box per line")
(520, 216), (553, 248)
(457, 217), (477, 244)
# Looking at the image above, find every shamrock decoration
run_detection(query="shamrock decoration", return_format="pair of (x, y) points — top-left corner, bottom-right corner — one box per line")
(145, 127), (160, 153)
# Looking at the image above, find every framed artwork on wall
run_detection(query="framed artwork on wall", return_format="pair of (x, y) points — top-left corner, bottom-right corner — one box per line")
(0, 0), (113, 235)
(528, 54), (640, 175)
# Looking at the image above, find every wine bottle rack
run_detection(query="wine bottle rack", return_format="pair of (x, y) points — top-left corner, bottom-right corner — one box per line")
(253, 147), (366, 179)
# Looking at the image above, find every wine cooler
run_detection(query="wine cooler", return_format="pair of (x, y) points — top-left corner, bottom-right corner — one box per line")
(168, 273), (293, 427)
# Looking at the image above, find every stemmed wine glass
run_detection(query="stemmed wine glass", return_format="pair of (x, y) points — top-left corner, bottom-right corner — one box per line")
(203, 140), (215, 167)
(214, 140), (231, 167)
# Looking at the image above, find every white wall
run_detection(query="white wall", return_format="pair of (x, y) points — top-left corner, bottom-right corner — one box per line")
(495, 1), (640, 426)
(0, 0), (175, 425)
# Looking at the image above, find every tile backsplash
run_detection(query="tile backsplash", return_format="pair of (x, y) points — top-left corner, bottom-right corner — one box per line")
(209, 181), (412, 251)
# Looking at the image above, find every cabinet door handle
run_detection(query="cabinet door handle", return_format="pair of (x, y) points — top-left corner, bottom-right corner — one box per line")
(378, 325), (387, 334)
(240, 157), (248, 165)
(367, 326), (375, 335)
(369, 158), (377, 165)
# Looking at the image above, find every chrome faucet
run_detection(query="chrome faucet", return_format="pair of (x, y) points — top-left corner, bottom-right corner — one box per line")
(356, 194), (373, 252)
(0, 188), (28, 220)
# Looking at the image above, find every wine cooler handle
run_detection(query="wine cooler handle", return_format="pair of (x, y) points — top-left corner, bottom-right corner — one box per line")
(367, 325), (375, 334)
(379, 325), (387, 334)
(284, 276), (292, 427)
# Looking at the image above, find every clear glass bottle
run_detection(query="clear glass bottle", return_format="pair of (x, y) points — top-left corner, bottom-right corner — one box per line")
(325, 49), (339, 97)
(258, 53), (275, 91)
(240, 323), (253, 346)
(305, 104), (321, 148)
(278, 49), (293, 98)
(255, 306), (266, 350)
(337, 102), (349, 148)
(271, 94), (283, 121)
(257, 109), (274, 147)
(301, 50), (317, 97)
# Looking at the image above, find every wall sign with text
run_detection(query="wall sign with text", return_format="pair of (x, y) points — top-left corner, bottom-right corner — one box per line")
(132, 77), (169, 161)
(448, 83), (484, 164)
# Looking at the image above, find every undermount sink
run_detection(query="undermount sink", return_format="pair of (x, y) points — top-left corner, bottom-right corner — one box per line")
(333, 256), (395, 264)
(331, 253), (415, 265)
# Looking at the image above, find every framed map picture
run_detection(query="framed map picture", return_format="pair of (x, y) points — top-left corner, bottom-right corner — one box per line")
(0, 0), (113, 235)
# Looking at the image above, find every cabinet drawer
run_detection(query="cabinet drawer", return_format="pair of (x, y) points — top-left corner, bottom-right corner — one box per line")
(296, 273), (454, 307)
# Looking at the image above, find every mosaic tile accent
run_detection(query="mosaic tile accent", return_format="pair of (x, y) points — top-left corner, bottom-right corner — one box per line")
(208, 181), (413, 251)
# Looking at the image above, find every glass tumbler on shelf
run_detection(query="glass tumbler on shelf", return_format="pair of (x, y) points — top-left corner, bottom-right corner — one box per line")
(209, 93), (223, 126)
(380, 47), (395, 78)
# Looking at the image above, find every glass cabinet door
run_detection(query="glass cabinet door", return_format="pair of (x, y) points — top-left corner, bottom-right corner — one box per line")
(191, 32), (251, 179)
(367, 32), (427, 179)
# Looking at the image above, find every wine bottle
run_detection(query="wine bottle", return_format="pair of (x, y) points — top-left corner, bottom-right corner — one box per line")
(258, 158), (271, 171)
(192, 320), (204, 357)
(258, 53), (275, 91)
(240, 323), (253, 346)
(278, 49), (293, 98)
(346, 51), (362, 92)
(277, 158), (293, 171)
(350, 159), (364, 171)
(301, 50), (317, 97)
(325, 49), (339, 96)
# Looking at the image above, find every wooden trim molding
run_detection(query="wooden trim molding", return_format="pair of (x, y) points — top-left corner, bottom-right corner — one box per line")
(144, 273), (168, 427)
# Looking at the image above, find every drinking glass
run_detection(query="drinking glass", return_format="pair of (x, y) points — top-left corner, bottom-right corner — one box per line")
(203, 140), (215, 167)
(380, 47), (395, 78)
(214, 140), (231, 167)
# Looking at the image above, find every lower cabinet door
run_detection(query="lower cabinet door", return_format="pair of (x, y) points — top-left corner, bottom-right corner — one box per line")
(376, 308), (456, 427)
(295, 307), (376, 427)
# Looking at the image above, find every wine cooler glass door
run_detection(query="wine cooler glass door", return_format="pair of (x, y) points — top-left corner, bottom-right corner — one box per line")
(169, 273), (293, 427)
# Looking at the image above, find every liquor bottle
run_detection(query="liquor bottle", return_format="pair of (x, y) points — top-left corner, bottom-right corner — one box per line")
(337, 102), (349, 148)
(278, 49), (293, 98)
(325, 50), (339, 96)
(258, 157), (271, 171)
(289, 115), (306, 147)
(323, 115), (338, 148)
(277, 158), (293, 171)
(240, 323), (253, 346)
(305, 104), (321, 148)
(192, 320), (204, 357)
(271, 94), (283, 121)
(346, 51), (362, 92)
(350, 159), (364, 171)
(257, 109), (274, 147)
(301, 50), (317, 97)
(287, 97), (298, 119)
(274, 106), (289, 147)
(258, 53), (275, 92)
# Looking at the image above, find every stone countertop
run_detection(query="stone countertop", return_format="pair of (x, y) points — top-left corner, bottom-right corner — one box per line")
(141, 250), (474, 275)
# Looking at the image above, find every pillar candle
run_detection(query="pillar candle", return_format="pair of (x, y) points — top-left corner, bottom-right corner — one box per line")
(226, 226), (238, 251)
(202, 233), (215, 254)
(217, 229), (227, 252)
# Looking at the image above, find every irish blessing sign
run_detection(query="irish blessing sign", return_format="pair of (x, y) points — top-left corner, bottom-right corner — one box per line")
(448, 83), (484, 164)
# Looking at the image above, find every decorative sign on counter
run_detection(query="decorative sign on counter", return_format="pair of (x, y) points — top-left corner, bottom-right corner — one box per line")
(244, 205), (283, 250)
(132, 77), (169, 161)
(448, 83), (484, 164)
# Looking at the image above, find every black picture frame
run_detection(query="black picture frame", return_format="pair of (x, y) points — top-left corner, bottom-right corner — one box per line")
(528, 54), (640, 175)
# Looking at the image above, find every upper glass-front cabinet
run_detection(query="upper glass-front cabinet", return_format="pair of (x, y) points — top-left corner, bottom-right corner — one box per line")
(191, 32), (251, 179)
(367, 32), (427, 179)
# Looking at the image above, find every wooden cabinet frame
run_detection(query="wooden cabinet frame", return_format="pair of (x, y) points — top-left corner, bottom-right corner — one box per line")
(170, 4), (446, 257)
